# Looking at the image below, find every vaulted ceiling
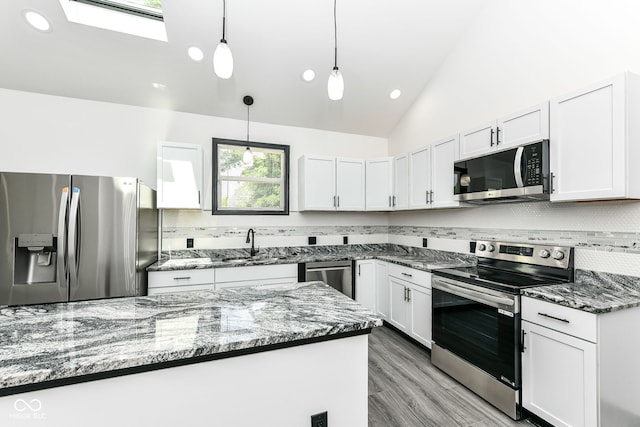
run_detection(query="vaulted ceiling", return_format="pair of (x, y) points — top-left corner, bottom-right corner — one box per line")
(0, 0), (485, 137)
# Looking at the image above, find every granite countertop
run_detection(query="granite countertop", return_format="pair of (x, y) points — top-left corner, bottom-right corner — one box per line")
(147, 245), (476, 273)
(523, 270), (640, 314)
(0, 282), (382, 396)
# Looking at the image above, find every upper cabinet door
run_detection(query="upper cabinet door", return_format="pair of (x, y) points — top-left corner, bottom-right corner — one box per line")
(157, 142), (203, 209)
(393, 154), (409, 210)
(430, 134), (460, 208)
(550, 74), (628, 202)
(408, 146), (431, 209)
(298, 155), (336, 211)
(365, 158), (393, 211)
(497, 102), (549, 149)
(336, 158), (365, 211)
(459, 122), (495, 159)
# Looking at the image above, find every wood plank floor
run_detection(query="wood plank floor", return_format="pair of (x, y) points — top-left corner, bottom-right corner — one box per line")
(368, 326), (535, 427)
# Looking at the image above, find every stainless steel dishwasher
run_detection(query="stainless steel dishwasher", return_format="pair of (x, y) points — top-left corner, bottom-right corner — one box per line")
(301, 260), (353, 299)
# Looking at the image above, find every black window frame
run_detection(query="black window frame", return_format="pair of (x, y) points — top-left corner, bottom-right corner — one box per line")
(73, 0), (164, 21)
(212, 138), (290, 216)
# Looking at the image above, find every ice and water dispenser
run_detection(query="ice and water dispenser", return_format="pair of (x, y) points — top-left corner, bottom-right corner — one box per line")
(13, 233), (57, 285)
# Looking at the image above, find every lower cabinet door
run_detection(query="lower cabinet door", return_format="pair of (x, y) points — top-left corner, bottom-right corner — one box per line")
(355, 260), (376, 312)
(389, 277), (409, 333)
(375, 261), (389, 319)
(522, 321), (597, 427)
(409, 284), (431, 348)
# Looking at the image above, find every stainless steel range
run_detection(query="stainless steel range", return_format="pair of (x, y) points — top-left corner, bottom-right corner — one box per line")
(431, 241), (574, 420)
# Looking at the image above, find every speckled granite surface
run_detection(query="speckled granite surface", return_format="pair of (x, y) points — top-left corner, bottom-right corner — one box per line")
(148, 244), (476, 272)
(523, 270), (640, 313)
(0, 282), (382, 394)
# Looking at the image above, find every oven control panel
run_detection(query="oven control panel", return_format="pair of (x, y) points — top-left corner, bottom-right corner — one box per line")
(474, 240), (572, 269)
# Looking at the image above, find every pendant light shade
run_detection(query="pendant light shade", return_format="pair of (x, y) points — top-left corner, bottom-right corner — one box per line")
(328, 0), (343, 101)
(213, 41), (233, 79)
(328, 67), (344, 101)
(242, 146), (253, 165)
(214, 0), (233, 79)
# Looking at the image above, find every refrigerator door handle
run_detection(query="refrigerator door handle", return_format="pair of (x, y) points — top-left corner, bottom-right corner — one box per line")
(68, 187), (81, 294)
(57, 187), (69, 293)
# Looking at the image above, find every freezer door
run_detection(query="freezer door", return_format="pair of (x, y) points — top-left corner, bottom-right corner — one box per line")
(69, 176), (138, 301)
(0, 172), (70, 305)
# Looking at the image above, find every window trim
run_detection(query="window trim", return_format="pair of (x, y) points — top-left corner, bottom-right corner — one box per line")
(212, 138), (290, 216)
(73, 0), (163, 21)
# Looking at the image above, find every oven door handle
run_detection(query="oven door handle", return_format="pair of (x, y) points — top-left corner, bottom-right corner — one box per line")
(432, 277), (515, 309)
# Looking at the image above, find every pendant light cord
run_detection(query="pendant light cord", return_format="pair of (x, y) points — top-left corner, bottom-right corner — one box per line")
(221, 0), (227, 42)
(247, 104), (250, 143)
(333, 0), (338, 69)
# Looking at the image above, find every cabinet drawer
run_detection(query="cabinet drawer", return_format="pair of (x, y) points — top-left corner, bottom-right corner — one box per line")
(148, 283), (215, 295)
(148, 269), (215, 288)
(522, 296), (597, 343)
(388, 263), (430, 287)
(215, 264), (298, 283)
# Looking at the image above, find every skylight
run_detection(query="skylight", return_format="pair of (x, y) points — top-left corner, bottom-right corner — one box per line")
(74, 0), (163, 21)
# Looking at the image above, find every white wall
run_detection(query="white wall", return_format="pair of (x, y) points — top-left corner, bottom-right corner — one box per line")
(0, 88), (388, 248)
(387, 0), (640, 234)
(390, 0), (640, 154)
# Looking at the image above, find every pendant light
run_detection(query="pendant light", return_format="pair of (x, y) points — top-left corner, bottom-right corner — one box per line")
(213, 0), (233, 79)
(243, 96), (254, 165)
(327, 0), (344, 100)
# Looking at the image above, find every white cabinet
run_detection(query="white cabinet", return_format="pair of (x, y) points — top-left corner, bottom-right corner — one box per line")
(408, 135), (462, 210)
(215, 264), (298, 289)
(387, 264), (432, 348)
(408, 146), (431, 209)
(355, 260), (376, 312)
(392, 154), (409, 210)
(157, 142), (203, 209)
(521, 296), (640, 427)
(522, 320), (597, 427)
(336, 158), (366, 210)
(460, 102), (549, 159)
(365, 158), (393, 210)
(550, 72), (640, 202)
(298, 155), (365, 211)
(375, 261), (389, 319)
(148, 268), (214, 295)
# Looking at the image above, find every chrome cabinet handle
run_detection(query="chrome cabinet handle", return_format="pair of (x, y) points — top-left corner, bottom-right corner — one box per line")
(337, 196), (340, 207)
(388, 196), (392, 207)
(521, 330), (526, 353)
(537, 312), (570, 323)
(173, 276), (192, 280)
(392, 195), (396, 207)
(407, 288), (411, 302)
(496, 126), (501, 145)
(430, 190), (434, 204)
(490, 128), (495, 146)
(550, 172), (555, 194)
(401, 272), (413, 278)
(426, 191), (429, 204)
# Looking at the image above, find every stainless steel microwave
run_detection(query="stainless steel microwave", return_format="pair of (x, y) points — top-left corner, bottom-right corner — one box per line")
(453, 140), (550, 204)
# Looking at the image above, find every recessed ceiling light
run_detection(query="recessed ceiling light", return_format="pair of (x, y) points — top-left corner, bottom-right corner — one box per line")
(152, 82), (166, 90)
(187, 46), (204, 62)
(23, 10), (52, 33)
(389, 89), (402, 100)
(302, 69), (316, 82)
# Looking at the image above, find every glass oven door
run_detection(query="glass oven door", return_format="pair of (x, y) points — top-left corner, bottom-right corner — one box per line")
(432, 276), (521, 389)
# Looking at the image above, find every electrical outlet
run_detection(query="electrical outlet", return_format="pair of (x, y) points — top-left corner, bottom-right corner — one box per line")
(311, 411), (327, 427)
(343, 236), (348, 244)
(186, 238), (194, 249)
(308, 236), (317, 245)
(422, 238), (428, 248)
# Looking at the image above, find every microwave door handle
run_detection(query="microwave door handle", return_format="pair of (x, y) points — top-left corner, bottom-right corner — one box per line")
(432, 278), (514, 308)
(57, 187), (69, 295)
(514, 146), (525, 188)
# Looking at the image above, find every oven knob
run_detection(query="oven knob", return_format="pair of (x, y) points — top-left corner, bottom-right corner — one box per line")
(552, 251), (565, 260)
(478, 243), (487, 251)
(539, 249), (550, 258)
(486, 244), (495, 252)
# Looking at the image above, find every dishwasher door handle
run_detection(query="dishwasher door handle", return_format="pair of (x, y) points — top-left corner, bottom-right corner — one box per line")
(306, 267), (350, 273)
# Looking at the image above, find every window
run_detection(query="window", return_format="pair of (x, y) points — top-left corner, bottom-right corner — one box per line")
(213, 138), (290, 215)
(73, 0), (163, 20)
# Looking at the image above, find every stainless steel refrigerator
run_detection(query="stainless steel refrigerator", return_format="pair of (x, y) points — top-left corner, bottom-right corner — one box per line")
(0, 172), (158, 306)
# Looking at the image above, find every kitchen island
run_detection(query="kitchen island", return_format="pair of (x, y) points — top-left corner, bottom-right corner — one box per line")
(0, 282), (382, 426)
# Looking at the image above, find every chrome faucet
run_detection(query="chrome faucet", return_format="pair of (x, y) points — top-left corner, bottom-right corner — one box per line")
(246, 228), (258, 257)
